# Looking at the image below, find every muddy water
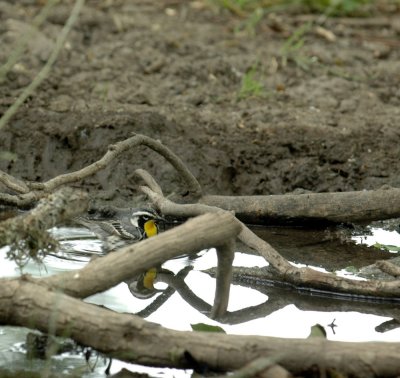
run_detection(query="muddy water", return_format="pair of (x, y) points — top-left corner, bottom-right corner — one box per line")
(1, 225), (400, 377)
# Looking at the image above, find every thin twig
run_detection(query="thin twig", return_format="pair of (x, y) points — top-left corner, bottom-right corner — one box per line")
(0, 0), (61, 83)
(0, 0), (85, 131)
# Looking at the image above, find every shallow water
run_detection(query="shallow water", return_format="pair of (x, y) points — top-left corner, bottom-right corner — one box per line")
(1, 224), (400, 377)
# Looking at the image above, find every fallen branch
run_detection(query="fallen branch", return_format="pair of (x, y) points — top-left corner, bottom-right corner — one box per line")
(1, 133), (400, 376)
(138, 171), (400, 300)
(41, 212), (240, 302)
(375, 260), (400, 278)
(1, 277), (400, 377)
(201, 188), (400, 224)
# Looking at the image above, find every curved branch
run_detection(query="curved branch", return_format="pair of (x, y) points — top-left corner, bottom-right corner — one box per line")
(43, 133), (201, 196)
(1, 134), (201, 207)
(135, 168), (163, 196)
(141, 185), (292, 272)
(137, 135), (202, 198)
(0, 170), (29, 194)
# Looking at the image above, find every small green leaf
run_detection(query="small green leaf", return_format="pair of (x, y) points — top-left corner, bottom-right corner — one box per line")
(308, 324), (327, 339)
(191, 323), (226, 333)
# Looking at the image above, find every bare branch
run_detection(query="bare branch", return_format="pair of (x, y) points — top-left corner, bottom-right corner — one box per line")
(40, 212), (240, 298)
(201, 188), (400, 224)
(140, 175), (400, 300)
(135, 168), (163, 196)
(1, 134), (202, 207)
(141, 185), (292, 271)
(44, 134), (201, 196)
(0, 170), (29, 194)
(2, 277), (400, 377)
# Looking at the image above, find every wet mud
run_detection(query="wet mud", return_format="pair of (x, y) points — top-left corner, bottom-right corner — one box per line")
(1, 1), (400, 206)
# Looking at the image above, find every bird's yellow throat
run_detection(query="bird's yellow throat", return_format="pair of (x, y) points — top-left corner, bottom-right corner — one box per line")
(144, 219), (158, 238)
(143, 220), (159, 289)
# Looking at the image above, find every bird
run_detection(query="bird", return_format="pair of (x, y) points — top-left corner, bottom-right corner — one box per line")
(75, 206), (164, 253)
(75, 206), (165, 299)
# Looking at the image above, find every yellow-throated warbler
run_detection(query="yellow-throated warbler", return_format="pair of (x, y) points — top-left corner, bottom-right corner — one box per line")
(76, 206), (163, 252)
(76, 206), (165, 299)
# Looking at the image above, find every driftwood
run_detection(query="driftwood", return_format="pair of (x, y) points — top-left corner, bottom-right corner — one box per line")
(201, 189), (400, 224)
(2, 277), (400, 377)
(1, 133), (400, 376)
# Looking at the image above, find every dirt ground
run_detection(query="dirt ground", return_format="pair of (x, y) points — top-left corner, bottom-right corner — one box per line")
(1, 0), (399, 207)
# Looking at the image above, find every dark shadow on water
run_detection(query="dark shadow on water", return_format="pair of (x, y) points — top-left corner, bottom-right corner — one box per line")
(251, 225), (392, 271)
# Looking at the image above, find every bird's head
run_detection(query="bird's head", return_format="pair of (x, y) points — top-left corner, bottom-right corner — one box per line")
(130, 208), (164, 238)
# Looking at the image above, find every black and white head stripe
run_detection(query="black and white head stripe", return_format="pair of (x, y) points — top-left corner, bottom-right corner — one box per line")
(130, 209), (159, 227)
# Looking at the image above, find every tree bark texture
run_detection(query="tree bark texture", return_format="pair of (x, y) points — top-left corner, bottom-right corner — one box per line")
(202, 188), (400, 224)
(1, 278), (400, 378)
(41, 212), (240, 299)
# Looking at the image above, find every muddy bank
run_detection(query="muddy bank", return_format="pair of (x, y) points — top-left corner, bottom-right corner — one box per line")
(1, 1), (399, 206)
